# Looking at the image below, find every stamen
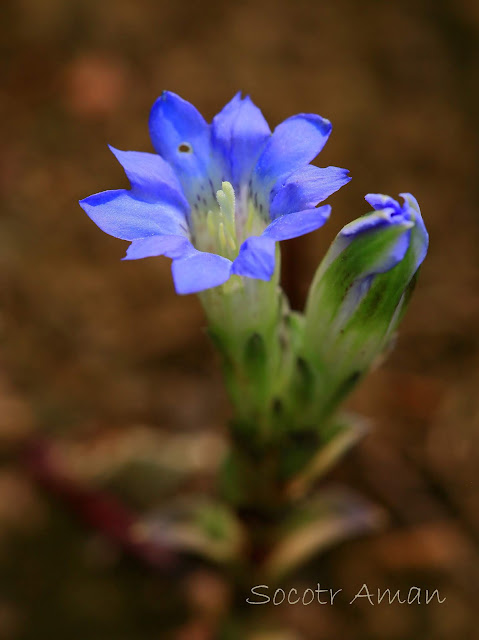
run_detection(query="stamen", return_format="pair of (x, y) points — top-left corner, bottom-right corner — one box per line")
(216, 181), (236, 238)
(207, 210), (216, 240)
(245, 200), (256, 237)
(218, 221), (227, 251)
(191, 181), (243, 258)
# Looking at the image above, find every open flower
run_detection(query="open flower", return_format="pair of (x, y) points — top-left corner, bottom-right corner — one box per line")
(80, 92), (350, 294)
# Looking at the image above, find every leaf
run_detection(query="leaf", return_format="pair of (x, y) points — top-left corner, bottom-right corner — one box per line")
(139, 498), (245, 565)
(286, 413), (369, 499)
(263, 487), (386, 580)
(218, 448), (248, 505)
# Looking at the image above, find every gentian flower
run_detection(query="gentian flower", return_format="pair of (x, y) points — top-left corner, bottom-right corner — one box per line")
(302, 193), (428, 414)
(80, 92), (350, 294)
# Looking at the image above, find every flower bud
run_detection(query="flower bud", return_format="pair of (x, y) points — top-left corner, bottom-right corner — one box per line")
(303, 193), (428, 414)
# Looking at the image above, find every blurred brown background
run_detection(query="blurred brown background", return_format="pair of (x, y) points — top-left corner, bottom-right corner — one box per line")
(1, 0), (479, 638)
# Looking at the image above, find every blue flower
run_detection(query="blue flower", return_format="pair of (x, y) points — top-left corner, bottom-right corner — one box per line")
(303, 192), (428, 404)
(80, 92), (350, 294)
(320, 192), (429, 281)
(349, 192), (428, 264)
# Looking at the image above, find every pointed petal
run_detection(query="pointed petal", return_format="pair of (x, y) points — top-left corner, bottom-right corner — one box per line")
(365, 226), (412, 274)
(318, 210), (414, 278)
(254, 114), (332, 188)
(231, 235), (276, 280)
(123, 235), (192, 260)
(400, 192), (429, 270)
(148, 91), (216, 205)
(270, 165), (351, 218)
(172, 251), (232, 294)
(108, 146), (189, 212)
(79, 189), (188, 241)
(149, 91), (210, 162)
(262, 205), (331, 241)
(212, 94), (271, 187)
(364, 193), (400, 212)
(340, 209), (400, 237)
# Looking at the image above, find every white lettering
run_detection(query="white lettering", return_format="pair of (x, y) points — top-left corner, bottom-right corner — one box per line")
(302, 588), (315, 605)
(350, 584), (375, 605)
(246, 585), (270, 605)
(288, 588), (300, 605)
(377, 588), (406, 605)
(315, 584), (330, 605)
(330, 588), (342, 604)
(407, 587), (421, 604)
(425, 589), (446, 604)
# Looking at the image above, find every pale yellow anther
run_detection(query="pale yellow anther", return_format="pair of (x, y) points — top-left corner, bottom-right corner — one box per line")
(216, 181), (236, 236)
(245, 200), (256, 236)
(207, 210), (216, 239)
(192, 181), (259, 259)
(218, 221), (227, 251)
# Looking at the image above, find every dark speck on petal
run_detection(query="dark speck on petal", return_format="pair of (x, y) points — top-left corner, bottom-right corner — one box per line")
(178, 142), (193, 153)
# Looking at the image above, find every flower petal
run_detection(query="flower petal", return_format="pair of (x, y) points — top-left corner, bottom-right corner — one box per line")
(109, 146), (189, 212)
(330, 221), (413, 326)
(212, 93), (271, 188)
(364, 193), (401, 213)
(262, 205), (331, 241)
(399, 192), (429, 271)
(367, 227), (412, 274)
(123, 235), (192, 260)
(270, 165), (351, 218)
(149, 91), (217, 205)
(341, 209), (400, 237)
(171, 251), (232, 294)
(231, 235), (276, 280)
(319, 210), (414, 277)
(253, 114), (332, 188)
(232, 206), (333, 281)
(79, 189), (188, 241)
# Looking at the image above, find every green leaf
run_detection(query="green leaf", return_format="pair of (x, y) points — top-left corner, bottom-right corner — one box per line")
(141, 498), (245, 565)
(263, 487), (386, 580)
(285, 413), (369, 498)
